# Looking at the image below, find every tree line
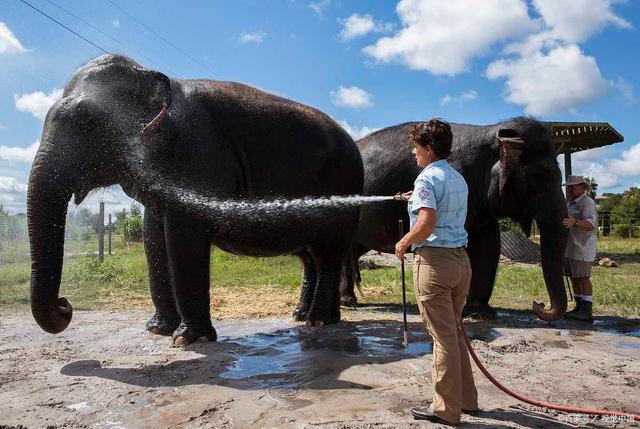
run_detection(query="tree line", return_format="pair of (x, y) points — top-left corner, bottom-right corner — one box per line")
(0, 202), (144, 247)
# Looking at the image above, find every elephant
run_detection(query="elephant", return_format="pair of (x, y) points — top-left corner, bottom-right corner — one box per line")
(339, 118), (569, 321)
(27, 54), (363, 346)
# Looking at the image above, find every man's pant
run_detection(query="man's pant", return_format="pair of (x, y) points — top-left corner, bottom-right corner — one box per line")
(413, 246), (478, 424)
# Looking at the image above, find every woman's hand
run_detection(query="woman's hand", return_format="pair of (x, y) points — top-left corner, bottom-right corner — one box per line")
(402, 191), (412, 200)
(395, 239), (410, 261)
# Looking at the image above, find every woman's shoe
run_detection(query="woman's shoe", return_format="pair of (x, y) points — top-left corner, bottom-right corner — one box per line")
(411, 406), (457, 426)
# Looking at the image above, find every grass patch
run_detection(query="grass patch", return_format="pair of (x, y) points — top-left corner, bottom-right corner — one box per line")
(1, 237), (638, 318)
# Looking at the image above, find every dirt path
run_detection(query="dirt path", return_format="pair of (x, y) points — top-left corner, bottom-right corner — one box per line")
(0, 309), (638, 428)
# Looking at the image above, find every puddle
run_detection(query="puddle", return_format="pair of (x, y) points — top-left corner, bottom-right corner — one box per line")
(219, 323), (431, 389)
(614, 341), (640, 350)
(66, 401), (90, 411)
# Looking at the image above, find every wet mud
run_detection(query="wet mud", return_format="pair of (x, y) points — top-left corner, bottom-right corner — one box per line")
(0, 309), (638, 428)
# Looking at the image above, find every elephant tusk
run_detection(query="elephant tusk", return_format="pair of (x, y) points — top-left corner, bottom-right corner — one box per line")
(141, 103), (168, 145)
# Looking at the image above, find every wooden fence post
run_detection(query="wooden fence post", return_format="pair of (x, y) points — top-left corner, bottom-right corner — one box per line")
(108, 213), (112, 255)
(98, 201), (104, 263)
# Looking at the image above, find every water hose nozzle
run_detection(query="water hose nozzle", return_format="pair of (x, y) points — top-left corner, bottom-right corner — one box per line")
(392, 193), (409, 202)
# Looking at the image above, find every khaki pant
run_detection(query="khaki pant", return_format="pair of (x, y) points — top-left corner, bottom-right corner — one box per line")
(413, 246), (478, 424)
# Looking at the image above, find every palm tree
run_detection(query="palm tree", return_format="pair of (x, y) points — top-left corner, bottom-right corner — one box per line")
(584, 176), (598, 199)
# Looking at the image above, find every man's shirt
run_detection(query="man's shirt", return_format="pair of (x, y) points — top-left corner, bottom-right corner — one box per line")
(408, 159), (468, 250)
(565, 192), (598, 262)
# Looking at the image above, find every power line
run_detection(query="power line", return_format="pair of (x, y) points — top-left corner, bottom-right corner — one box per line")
(18, 0), (110, 55)
(42, 0), (180, 77)
(106, 0), (220, 78)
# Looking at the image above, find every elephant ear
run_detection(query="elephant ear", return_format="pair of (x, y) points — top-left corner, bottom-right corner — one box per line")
(497, 128), (524, 192)
(140, 70), (172, 145)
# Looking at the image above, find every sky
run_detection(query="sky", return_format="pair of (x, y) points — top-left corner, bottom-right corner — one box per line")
(1, 0), (639, 215)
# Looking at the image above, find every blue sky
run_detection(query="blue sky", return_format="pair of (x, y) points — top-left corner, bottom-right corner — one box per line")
(1, 0), (639, 214)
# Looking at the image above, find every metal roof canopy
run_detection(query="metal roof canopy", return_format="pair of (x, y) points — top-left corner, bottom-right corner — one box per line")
(545, 122), (624, 178)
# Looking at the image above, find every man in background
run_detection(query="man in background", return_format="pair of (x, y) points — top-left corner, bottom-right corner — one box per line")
(562, 175), (598, 324)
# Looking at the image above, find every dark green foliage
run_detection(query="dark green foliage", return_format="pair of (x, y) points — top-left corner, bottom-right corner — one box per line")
(117, 203), (143, 242)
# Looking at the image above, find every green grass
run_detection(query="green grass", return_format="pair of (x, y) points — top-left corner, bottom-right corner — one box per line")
(1, 236), (638, 318)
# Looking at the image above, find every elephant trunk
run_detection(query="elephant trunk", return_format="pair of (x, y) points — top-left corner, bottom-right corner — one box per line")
(28, 142), (74, 334)
(533, 196), (569, 321)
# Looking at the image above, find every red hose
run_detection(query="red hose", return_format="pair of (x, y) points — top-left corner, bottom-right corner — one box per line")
(458, 320), (640, 422)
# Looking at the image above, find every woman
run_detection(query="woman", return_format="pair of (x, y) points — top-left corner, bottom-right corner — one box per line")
(395, 118), (478, 426)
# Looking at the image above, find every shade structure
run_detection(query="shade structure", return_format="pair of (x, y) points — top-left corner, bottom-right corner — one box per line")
(545, 122), (624, 178)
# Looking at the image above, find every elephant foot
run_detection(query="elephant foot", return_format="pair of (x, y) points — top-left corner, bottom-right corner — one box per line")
(146, 312), (181, 336)
(462, 304), (497, 319)
(170, 322), (217, 347)
(292, 306), (308, 322)
(340, 294), (358, 308)
(305, 307), (340, 327)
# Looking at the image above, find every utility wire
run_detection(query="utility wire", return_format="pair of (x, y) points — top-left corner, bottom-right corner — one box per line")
(106, 0), (220, 78)
(18, 0), (110, 55)
(42, 0), (180, 77)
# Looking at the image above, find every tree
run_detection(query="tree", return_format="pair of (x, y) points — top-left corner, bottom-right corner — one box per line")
(584, 176), (598, 199)
(117, 203), (143, 242)
(611, 187), (640, 238)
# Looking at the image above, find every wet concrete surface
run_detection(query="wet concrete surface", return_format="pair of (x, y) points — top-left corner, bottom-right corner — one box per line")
(0, 309), (638, 428)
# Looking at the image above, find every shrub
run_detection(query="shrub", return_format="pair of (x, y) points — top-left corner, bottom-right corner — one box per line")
(119, 216), (143, 242)
(612, 224), (640, 238)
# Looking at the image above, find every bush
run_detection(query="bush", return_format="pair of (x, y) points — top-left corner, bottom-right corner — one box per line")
(612, 224), (640, 238)
(119, 216), (143, 242)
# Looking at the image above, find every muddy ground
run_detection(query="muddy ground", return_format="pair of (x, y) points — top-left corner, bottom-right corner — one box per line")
(0, 308), (638, 429)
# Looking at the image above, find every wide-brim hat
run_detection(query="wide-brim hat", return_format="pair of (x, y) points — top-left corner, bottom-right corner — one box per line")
(562, 175), (586, 186)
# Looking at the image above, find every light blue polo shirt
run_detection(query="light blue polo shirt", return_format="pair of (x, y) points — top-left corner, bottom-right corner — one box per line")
(408, 159), (469, 249)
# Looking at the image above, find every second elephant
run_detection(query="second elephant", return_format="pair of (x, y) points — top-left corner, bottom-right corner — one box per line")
(340, 118), (569, 321)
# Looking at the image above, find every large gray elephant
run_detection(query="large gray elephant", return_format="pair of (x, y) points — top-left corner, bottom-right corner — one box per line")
(28, 54), (363, 345)
(339, 119), (568, 321)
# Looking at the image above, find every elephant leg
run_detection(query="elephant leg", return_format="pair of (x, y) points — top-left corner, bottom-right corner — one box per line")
(339, 244), (367, 308)
(164, 213), (216, 346)
(463, 222), (500, 318)
(144, 210), (181, 335)
(305, 249), (344, 326)
(293, 249), (317, 321)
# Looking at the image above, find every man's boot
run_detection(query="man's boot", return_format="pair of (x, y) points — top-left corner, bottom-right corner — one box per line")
(567, 300), (593, 323)
(565, 296), (583, 316)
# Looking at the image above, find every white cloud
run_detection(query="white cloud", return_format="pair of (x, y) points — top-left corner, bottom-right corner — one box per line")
(486, 44), (610, 115)
(111, 19), (120, 28)
(74, 185), (135, 218)
(14, 88), (63, 121)
(0, 140), (40, 163)
(340, 14), (374, 40)
(581, 162), (619, 188)
(609, 142), (640, 176)
(572, 146), (609, 162)
(337, 120), (380, 140)
(309, 0), (331, 16)
(339, 14), (393, 41)
(330, 86), (374, 108)
(239, 32), (267, 44)
(0, 176), (27, 194)
(532, 0), (631, 43)
(363, 0), (535, 75)
(614, 77), (635, 105)
(0, 22), (27, 54)
(0, 176), (28, 213)
(487, 0), (629, 116)
(441, 89), (477, 106)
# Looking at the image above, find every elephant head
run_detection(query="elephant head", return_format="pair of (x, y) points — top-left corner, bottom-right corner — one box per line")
(490, 120), (568, 321)
(27, 54), (173, 334)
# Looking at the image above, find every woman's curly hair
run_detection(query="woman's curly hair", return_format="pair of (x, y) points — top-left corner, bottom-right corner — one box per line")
(409, 118), (453, 159)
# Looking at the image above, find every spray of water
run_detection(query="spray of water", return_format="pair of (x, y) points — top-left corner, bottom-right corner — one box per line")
(121, 152), (408, 237)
